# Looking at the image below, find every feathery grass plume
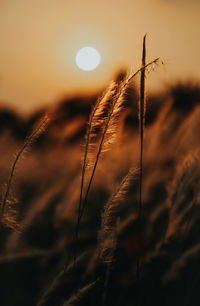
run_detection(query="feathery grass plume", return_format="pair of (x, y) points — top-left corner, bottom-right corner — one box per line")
(166, 150), (200, 239)
(80, 58), (159, 221)
(78, 81), (119, 238)
(1, 198), (21, 231)
(98, 169), (135, 305)
(138, 34), (146, 218)
(73, 57), (159, 268)
(1, 113), (50, 217)
(99, 169), (136, 263)
(62, 279), (98, 306)
(88, 81), (119, 153)
(71, 82), (119, 268)
(102, 81), (128, 151)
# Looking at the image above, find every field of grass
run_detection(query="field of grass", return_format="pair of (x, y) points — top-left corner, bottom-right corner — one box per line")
(0, 53), (200, 305)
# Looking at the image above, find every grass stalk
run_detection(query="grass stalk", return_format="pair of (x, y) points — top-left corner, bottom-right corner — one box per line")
(136, 34), (147, 306)
(139, 34), (146, 218)
(1, 114), (50, 216)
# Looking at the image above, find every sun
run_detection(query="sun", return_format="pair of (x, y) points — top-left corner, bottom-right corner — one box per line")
(76, 47), (101, 71)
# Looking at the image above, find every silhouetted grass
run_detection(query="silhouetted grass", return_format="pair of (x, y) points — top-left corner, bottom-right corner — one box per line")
(1, 113), (50, 227)
(0, 38), (199, 306)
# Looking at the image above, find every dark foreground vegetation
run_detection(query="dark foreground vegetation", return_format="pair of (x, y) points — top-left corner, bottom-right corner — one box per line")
(0, 71), (200, 306)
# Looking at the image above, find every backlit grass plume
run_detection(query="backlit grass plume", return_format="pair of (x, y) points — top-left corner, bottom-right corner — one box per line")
(1, 198), (21, 231)
(78, 81), (119, 235)
(1, 113), (50, 219)
(73, 57), (159, 267)
(80, 58), (159, 220)
(98, 169), (136, 305)
(89, 81), (119, 149)
(98, 169), (136, 263)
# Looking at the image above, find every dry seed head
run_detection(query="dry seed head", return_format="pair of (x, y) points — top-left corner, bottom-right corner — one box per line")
(99, 169), (136, 263)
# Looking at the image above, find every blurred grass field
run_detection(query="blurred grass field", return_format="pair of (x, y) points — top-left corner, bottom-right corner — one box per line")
(0, 76), (200, 306)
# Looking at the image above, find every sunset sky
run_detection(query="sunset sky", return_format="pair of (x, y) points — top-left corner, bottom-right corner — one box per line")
(0, 0), (200, 112)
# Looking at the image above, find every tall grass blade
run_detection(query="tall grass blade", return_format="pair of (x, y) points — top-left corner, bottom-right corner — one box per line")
(136, 34), (147, 306)
(139, 34), (146, 218)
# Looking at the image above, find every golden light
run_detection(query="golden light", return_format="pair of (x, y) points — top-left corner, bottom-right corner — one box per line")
(76, 47), (101, 71)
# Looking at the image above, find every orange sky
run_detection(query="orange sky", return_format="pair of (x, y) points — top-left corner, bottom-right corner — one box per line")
(0, 0), (200, 113)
